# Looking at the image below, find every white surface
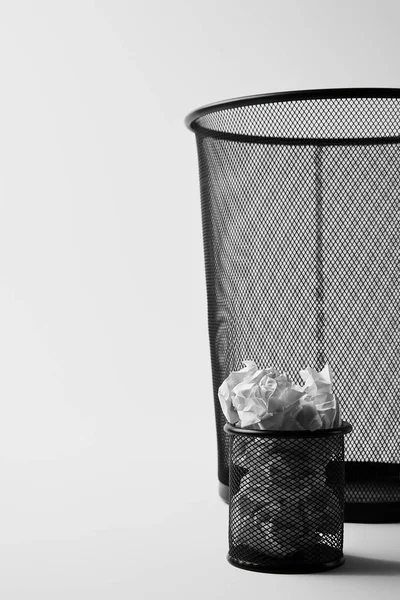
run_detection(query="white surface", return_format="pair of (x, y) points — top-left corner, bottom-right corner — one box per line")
(0, 1), (399, 598)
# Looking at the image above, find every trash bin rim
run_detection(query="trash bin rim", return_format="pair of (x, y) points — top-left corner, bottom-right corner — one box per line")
(224, 421), (352, 438)
(185, 88), (400, 146)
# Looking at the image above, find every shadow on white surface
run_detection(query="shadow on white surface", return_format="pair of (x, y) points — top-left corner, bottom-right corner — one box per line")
(335, 554), (400, 576)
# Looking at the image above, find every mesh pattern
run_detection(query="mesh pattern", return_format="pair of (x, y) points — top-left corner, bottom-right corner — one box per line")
(227, 431), (345, 572)
(197, 96), (400, 139)
(191, 92), (400, 518)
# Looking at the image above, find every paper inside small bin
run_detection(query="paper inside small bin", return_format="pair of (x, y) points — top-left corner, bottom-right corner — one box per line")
(218, 361), (341, 431)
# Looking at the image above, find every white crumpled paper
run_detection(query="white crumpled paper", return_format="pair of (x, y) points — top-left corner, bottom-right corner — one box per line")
(218, 361), (341, 430)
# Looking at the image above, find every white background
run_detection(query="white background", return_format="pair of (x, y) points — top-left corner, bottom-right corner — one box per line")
(0, 1), (399, 598)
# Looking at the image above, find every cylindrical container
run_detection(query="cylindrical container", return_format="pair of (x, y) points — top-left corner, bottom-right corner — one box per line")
(185, 89), (400, 522)
(225, 422), (352, 573)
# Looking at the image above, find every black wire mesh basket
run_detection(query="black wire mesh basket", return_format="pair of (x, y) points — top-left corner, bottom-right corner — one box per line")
(225, 422), (352, 573)
(186, 89), (400, 523)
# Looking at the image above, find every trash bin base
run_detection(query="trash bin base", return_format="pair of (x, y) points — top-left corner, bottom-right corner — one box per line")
(227, 553), (345, 574)
(345, 502), (400, 523)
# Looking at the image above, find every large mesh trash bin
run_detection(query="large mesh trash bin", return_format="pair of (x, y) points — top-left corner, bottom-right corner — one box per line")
(185, 89), (400, 523)
(225, 422), (352, 573)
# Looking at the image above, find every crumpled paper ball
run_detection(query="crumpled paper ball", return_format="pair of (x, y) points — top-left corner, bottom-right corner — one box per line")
(218, 361), (341, 430)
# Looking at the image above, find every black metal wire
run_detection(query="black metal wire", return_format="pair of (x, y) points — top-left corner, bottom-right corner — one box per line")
(185, 88), (400, 146)
(187, 89), (400, 523)
(225, 424), (350, 573)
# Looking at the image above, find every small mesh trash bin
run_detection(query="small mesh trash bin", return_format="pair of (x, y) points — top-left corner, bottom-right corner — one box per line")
(185, 89), (400, 522)
(225, 422), (352, 573)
